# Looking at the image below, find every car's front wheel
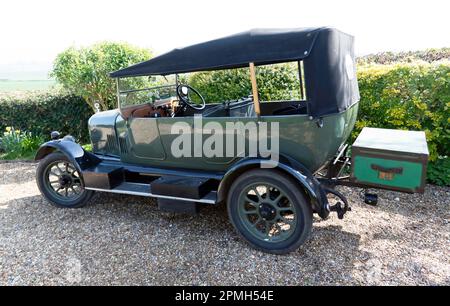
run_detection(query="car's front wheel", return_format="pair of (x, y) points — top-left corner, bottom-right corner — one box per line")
(227, 169), (313, 254)
(36, 152), (94, 208)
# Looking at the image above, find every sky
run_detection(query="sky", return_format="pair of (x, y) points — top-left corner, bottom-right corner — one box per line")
(1, 0), (449, 79)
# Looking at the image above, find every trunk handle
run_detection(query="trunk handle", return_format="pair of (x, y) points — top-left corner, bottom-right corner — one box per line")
(370, 164), (403, 174)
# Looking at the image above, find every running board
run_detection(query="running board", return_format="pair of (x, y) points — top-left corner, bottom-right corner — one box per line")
(85, 182), (217, 204)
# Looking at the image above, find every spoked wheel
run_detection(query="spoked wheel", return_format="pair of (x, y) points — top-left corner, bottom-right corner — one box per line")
(238, 183), (298, 242)
(227, 169), (312, 254)
(36, 152), (94, 208)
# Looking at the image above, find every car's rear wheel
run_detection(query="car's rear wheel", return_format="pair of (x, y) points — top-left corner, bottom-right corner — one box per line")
(227, 169), (312, 254)
(36, 152), (94, 208)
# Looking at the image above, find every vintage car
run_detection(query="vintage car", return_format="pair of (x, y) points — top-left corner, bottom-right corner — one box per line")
(35, 27), (429, 254)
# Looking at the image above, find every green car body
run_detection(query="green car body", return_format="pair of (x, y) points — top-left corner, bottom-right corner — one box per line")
(88, 102), (359, 173)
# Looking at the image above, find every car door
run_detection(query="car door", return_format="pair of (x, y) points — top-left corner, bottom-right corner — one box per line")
(157, 116), (250, 169)
(127, 117), (166, 161)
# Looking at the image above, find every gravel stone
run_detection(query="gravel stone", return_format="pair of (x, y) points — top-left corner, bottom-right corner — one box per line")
(0, 162), (449, 285)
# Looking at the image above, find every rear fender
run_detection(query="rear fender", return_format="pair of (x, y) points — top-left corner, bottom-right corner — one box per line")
(35, 140), (100, 173)
(217, 156), (330, 218)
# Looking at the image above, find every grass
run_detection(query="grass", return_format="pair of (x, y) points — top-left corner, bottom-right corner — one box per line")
(0, 143), (93, 161)
(0, 79), (56, 92)
(0, 150), (36, 160)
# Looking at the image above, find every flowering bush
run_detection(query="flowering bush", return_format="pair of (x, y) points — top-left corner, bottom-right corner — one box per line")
(0, 127), (45, 159)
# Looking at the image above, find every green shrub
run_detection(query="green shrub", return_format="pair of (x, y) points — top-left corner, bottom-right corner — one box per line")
(82, 143), (93, 152)
(0, 91), (93, 143)
(355, 62), (450, 161)
(0, 127), (45, 160)
(426, 156), (450, 186)
(52, 42), (152, 111)
(188, 63), (301, 102)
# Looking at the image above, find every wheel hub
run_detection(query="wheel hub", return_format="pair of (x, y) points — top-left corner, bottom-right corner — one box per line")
(259, 203), (276, 221)
(58, 174), (73, 187)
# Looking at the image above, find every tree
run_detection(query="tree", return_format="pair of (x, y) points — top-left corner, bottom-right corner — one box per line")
(52, 42), (152, 111)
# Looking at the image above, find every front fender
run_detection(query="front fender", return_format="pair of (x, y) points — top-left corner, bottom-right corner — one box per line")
(35, 140), (100, 173)
(217, 156), (329, 218)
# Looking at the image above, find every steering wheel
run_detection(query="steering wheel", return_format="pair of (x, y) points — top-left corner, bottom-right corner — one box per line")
(176, 84), (206, 110)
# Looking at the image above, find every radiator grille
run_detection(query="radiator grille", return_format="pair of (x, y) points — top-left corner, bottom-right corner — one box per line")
(105, 134), (119, 153)
(119, 136), (128, 154)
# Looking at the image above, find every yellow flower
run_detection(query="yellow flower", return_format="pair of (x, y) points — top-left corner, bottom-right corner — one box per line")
(5, 127), (11, 132)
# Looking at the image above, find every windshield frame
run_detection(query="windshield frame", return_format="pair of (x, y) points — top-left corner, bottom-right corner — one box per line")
(116, 75), (180, 111)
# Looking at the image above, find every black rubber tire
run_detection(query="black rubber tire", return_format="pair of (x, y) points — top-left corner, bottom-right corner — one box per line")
(227, 169), (313, 254)
(36, 152), (94, 208)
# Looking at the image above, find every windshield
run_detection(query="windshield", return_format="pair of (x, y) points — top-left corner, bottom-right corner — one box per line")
(118, 75), (178, 108)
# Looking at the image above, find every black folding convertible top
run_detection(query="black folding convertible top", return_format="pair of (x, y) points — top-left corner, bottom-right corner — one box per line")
(111, 27), (322, 77)
(111, 27), (360, 118)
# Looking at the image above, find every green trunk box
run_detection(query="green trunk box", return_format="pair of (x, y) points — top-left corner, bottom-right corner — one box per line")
(351, 127), (429, 193)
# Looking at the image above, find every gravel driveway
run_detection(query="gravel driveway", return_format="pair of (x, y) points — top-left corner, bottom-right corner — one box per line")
(0, 162), (449, 285)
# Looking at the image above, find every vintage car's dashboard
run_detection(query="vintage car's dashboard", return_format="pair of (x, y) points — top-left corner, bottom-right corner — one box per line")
(120, 96), (179, 119)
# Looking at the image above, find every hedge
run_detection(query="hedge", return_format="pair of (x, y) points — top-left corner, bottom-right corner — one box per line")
(0, 91), (93, 143)
(355, 62), (449, 162)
